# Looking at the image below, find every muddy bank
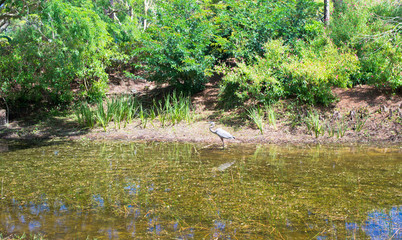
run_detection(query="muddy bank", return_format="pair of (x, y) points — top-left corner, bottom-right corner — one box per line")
(1, 85), (401, 146)
(0, 114), (401, 146)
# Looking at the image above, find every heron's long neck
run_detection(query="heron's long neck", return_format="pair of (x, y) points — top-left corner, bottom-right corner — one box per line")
(209, 126), (217, 133)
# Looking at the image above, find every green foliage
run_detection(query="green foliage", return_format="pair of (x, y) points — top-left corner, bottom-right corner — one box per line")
(358, 37), (402, 90)
(75, 96), (141, 130)
(218, 38), (360, 107)
(282, 37), (360, 105)
(74, 93), (195, 131)
(0, 0), (112, 108)
(2, 0), (400, 116)
(336, 116), (349, 138)
(329, 0), (401, 90)
(211, 0), (322, 61)
(305, 110), (324, 138)
(217, 40), (286, 108)
(75, 102), (96, 129)
(247, 107), (265, 134)
(265, 105), (277, 130)
(154, 91), (195, 126)
(95, 99), (108, 131)
(141, 0), (215, 93)
(329, 0), (370, 46)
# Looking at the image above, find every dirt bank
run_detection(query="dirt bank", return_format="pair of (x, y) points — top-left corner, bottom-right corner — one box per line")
(1, 79), (401, 146)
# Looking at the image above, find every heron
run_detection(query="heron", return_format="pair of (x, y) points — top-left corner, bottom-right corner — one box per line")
(209, 121), (235, 148)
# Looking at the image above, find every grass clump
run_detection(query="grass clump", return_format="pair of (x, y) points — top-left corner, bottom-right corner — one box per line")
(305, 110), (324, 138)
(247, 107), (265, 134)
(265, 105), (277, 130)
(75, 102), (96, 129)
(154, 91), (195, 127)
(73, 92), (195, 131)
(74, 96), (141, 131)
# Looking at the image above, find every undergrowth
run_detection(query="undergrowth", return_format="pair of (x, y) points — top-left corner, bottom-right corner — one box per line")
(74, 92), (195, 131)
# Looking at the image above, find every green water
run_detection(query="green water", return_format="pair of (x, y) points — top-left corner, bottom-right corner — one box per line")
(0, 141), (401, 239)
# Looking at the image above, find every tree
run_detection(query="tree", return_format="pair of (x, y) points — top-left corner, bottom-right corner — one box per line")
(0, 0), (42, 32)
(0, 0), (113, 107)
(324, 0), (330, 25)
(141, 0), (215, 92)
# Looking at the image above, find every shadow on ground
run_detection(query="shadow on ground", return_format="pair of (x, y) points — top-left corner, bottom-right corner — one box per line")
(0, 115), (89, 152)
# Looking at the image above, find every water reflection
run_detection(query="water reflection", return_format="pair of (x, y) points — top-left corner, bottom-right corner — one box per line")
(0, 142), (400, 239)
(2, 191), (402, 239)
(362, 207), (402, 239)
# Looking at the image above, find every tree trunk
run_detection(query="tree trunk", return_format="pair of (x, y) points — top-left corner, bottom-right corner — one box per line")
(324, 0), (330, 25)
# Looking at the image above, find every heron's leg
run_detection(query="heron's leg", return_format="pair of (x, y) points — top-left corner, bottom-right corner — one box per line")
(221, 138), (225, 148)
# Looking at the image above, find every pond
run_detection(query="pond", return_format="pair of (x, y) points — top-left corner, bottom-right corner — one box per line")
(0, 141), (401, 239)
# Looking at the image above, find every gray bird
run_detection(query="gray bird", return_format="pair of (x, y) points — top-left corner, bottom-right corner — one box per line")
(209, 121), (235, 148)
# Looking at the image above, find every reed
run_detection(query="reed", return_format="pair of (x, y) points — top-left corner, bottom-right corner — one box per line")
(336, 117), (348, 138)
(74, 94), (193, 130)
(75, 102), (96, 128)
(125, 97), (139, 125)
(326, 122), (336, 138)
(248, 107), (265, 134)
(305, 110), (324, 138)
(154, 91), (194, 126)
(354, 114), (369, 132)
(265, 105), (277, 129)
(138, 104), (148, 128)
(94, 99), (108, 132)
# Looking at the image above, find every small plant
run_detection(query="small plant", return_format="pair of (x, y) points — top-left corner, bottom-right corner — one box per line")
(265, 105), (277, 129)
(126, 97), (139, 125)
(248, 107), (265, 134)
(354, 113), (370, 132)
(326, 122), (336, 138)
(305, 110), (324, 138)
(75, 102), (95, 128)
(154, 91), (195, 126)
(138, 104), (148, 129)
(336, 117), (349, 138)
(95, 99), (108, 132)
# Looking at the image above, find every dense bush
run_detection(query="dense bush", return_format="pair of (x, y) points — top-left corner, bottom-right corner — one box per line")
(329, 0), (401, 90)
(0, 0), (112, 108)
(218, 37), (361, 107)
(216, 40), (287, 108)
(282, 37), (360, 105)
(211, 0), (322, 61)
(1, 0), (400, 116)
(140, 0), (216, 93)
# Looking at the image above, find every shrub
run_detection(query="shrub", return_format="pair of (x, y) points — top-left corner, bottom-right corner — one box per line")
(329, 0), (370, 46)
(218, 38), (361, 107)
(359, 37), (402, 90)
(282, 38), (361, 105)
(140, 0), (215, 93)
(329, 0), (401, 90)
(0, 0), (112, 108)
(211, 0), (322, 61)
(217, 40), (287, 108)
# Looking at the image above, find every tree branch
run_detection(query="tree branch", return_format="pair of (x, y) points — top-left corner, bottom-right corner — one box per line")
(0, 12), (21, 20)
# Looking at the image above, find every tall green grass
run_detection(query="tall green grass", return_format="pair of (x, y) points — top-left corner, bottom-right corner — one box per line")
(95, 99), (108, 131)
(75, 102), (96, 129)
(74, 96), (141, 131)
(74, 92), (196, 131)
(305, 110), (324, 138)
(265, 105), (277, 130)
(154, 91), (195, 127)
(248, 107), (265, 134)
